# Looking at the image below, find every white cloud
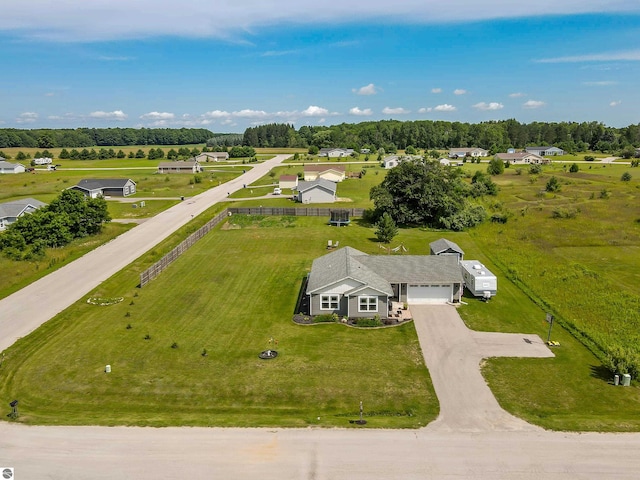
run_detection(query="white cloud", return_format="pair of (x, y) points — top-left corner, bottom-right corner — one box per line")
(3, 1), (638, 42)
(202, 110), (231, 119)
(509, 92), (525, 98)
(536, 49), (640, 63)
(89, 110), (127, 120)
(582, 80), (618, 86)
(349, 107), (373, 116)
(140, 111), (175, 120)
(382, 107), (409, 115)
(473, 102), (504, 111)
(610, 100), (621, 107)
(523, 100), (545, 109)
(418, 107), (432, 113)
(232, 109), (268, 118)
(16, 112), (38, 123)
(352, 83), (378, 95)
(261, 49), (300, 57)
(434, 104), (456, 112)
(302, 105), (329, 116)
(431, 88), (442, 94)
(453, 89), (467, 95)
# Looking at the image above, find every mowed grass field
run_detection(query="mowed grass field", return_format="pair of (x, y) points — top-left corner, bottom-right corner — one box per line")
(0, 216), (440, 428)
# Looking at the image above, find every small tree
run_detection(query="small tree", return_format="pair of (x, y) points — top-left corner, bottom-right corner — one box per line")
(375, 212), (398, 244)
(621, 171), (632, 182)
(546, 176), (561, 192)
(569, 163), (579, 173)
(308, 145), (319, 155)
(487, 157), (505, 176)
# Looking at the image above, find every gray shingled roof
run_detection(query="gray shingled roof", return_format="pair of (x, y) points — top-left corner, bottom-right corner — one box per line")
(306, 247), (462, 296)
(296, 179), (337, 194)
(429, 238), (464, 256)
(74, 179), (134, 191)
(306, 247), (393, 295)
(359, 255), (462, 284)
(0, 198), (46, 219)
(0, 161), (23, 169)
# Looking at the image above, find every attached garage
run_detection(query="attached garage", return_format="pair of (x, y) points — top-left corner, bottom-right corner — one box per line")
(407, 284), (452, 304)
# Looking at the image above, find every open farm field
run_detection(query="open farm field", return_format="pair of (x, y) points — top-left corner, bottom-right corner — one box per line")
(0, 215), (442, 428)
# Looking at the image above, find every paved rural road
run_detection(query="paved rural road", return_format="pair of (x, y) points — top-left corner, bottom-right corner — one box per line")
(3, 155), (640, 478)
(0, 154), (290, 353)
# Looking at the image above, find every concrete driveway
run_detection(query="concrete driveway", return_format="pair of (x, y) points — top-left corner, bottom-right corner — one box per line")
(411, 305), (553, 432)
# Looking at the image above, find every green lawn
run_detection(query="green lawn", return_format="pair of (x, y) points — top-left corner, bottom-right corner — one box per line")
(0, 216), (439, 428)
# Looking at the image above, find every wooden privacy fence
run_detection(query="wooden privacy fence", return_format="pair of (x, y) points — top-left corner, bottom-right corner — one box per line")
(139, 206), (365, 287)
(228, 207), (365, 217)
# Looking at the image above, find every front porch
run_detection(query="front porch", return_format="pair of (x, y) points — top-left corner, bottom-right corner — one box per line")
(388, 300), (412, 321)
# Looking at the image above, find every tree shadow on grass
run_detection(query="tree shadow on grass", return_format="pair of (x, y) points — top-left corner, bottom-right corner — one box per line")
(590, 364), (613, 383)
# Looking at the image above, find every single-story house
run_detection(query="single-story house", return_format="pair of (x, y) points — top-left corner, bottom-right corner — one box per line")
(0, 198), (46, 230)
(195, 152), (229, 162)
(460, 260), (497, 298)
(495, 152), (548, 164)
(157, 160), (202, 174)
(429, 238), (464, 263)
(383, 155), (401, 169)
(70, 179), (137, 198)
(634, 147), (640, 157)
(279, 175), (299, 190)
(448, 148), (489, 159)
(0, 161), (26, 174)
(318, 148), (354, 158)
(439, 158), (451, 166)
(295, 179), (337, 203)
(306, 247), (463, 317)
(303, 164), (346, 182)
(525, 146), (565, 156)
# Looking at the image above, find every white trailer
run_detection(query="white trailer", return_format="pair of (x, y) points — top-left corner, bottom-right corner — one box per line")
(460, 260), (497, 298)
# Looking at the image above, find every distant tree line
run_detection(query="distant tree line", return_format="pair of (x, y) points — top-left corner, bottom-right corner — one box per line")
(0, 128), (215, 149)
(242, 120), (640, 154)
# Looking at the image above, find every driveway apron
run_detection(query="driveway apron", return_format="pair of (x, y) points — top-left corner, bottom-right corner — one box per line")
(411, 305), (553, 432)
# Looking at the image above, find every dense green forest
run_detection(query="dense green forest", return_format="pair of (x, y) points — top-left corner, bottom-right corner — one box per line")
(242, 120), (640, 154)
(0, 128), (216, 148)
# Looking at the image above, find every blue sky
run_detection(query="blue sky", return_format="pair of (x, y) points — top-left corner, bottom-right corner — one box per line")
(1, 1), (640, 132)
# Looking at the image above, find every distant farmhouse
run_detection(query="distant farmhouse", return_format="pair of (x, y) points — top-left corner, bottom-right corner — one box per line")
(0, 198), (46, 230)
(0, 160), (26, 174)
(295, 179), (337, 204)
(382, 155), (422, 169)
(448, 148), (489, 159)
(70, 179), (137, 198)
(303, 164), (346, 182)
(195, 152), (229, 162)
(495, 152), (549, 164)
(157, 160), (202, 174)
(524, 146), (565, 156)
(318, 148), (354, 158)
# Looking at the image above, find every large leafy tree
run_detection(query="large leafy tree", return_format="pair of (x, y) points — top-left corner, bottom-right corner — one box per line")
(370, 160), (468, 226)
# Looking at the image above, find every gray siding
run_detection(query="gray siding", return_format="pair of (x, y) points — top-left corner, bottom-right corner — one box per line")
(348, 295), (387, 318)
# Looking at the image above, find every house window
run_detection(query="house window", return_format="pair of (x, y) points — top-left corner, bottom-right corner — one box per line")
(358, 296), (378, 312)
(321, 295), (339, 310)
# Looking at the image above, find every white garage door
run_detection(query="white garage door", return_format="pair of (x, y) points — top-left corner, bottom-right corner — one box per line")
(407, 284), (451, 304)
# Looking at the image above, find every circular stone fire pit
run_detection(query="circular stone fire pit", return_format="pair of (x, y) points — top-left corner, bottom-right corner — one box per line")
(259, 350), (278, 360)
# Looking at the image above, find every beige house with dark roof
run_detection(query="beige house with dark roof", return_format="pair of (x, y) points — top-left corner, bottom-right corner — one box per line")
(303, 164), (346, 182)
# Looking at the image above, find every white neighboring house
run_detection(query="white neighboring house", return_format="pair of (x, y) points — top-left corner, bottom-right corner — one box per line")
(460, 260), (497, 298)
(439, 158), (451, 166)
(303, 165), (346, 182)
(383, 154), (421, 169)
(295, 179), (337, 203)
(279, 175), (299, 190)
(448, 148), (489, 159)
(33, 157), (53, 165)
(318, 148), (354, 158)
(157, 160), (202, 173)
(0, 161), (26, 174)
(495, 152), (548, 164)
(525, 146), (565, 156)
(195, 152), (229, 162)
(0, 198), (46, 231)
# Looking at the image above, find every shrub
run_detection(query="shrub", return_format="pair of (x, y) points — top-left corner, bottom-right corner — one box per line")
(491, 213), (509, 223)
(355, 316), (382, 327)
(529, 164), (542, 174)
(569, 163), (579, 173)
(545, 176), (561, 192)
(584, 155), (595, 161)
(621, 172), (632, 182)
(313, 314), (336, 323)
(551, 207), (580, 219)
